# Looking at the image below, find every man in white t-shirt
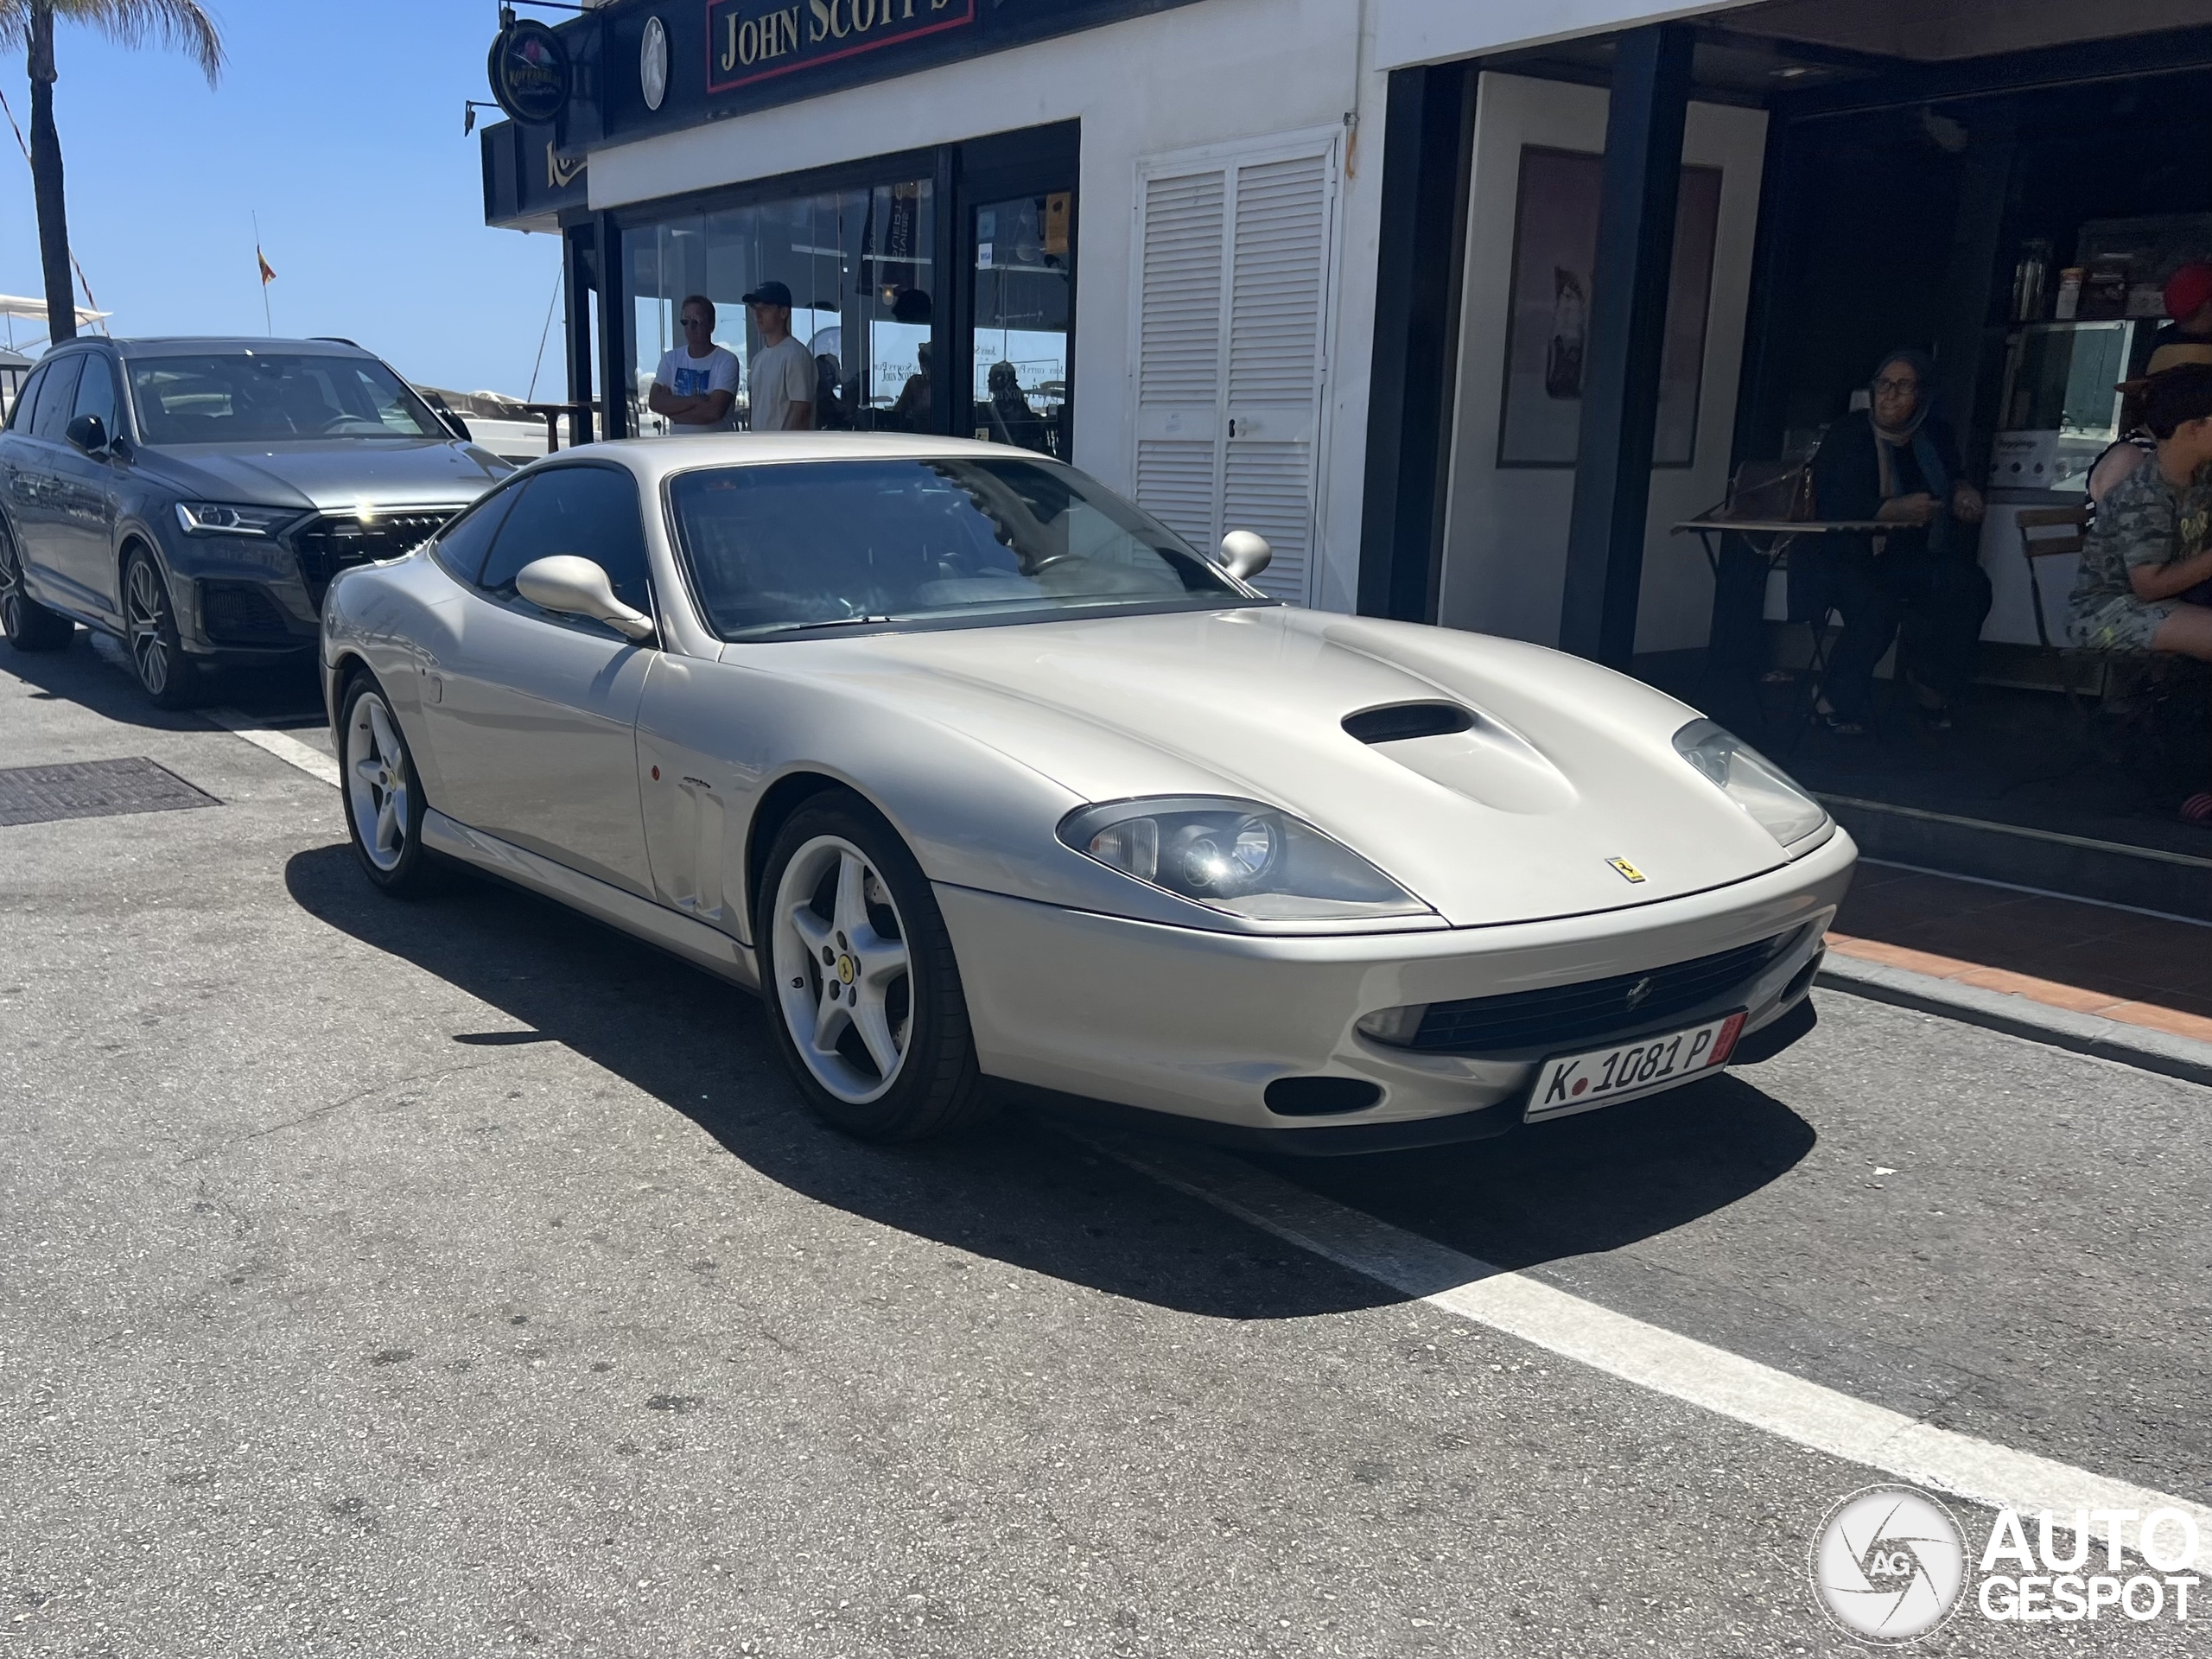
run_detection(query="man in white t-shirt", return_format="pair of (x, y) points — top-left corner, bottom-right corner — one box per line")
(647, 295), (740, 434)
(741, 280), (814, 432)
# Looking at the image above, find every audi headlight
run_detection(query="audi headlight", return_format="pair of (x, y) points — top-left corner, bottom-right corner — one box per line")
(1673, 719), (1828, 850)
(175, 502), (294, 537)
(1058, 796), (1430, 922)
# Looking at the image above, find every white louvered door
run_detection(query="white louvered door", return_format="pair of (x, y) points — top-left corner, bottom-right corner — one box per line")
(1133, 168), (1225, 552)
(1132, 134), (1338, 606)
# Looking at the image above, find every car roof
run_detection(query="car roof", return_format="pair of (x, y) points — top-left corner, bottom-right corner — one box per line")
(98, 336), (378, 360)
(560, 432), (1060, 484)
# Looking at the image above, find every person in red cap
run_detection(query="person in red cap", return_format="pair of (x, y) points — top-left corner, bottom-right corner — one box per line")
(2148, 263), (2212, 377)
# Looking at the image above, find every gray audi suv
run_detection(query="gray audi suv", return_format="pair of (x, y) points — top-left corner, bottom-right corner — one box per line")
(0, 336), (512, 706)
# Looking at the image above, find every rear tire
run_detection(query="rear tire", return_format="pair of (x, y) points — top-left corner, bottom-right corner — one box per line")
(339, 671), (442, 897)
(122, 548), (199, 709)
(755, 791), (989, 1141)
(0, 518), (73, 652)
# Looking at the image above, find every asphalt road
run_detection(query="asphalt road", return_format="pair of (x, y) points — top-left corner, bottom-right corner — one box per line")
(3, 635), (2208, 1658)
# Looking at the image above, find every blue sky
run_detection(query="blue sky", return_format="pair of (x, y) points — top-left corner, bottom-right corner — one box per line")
(0, 1), (563, 396)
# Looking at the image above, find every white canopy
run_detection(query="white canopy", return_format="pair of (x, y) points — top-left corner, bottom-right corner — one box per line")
(0, 294), (107, 326)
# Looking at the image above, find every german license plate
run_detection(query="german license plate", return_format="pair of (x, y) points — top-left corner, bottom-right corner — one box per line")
(1525, 1011), (1747, 1122)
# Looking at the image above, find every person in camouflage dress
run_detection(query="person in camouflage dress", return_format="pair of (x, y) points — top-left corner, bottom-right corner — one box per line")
(2069, 364), (2212, 659)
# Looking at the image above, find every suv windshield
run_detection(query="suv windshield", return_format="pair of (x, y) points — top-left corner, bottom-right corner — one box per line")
(127, 353), (449, 445)
(668, 456), (1260, 639)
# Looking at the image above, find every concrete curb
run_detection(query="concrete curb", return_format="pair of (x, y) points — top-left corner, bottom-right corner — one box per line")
(1815, 955), (2212, 1090)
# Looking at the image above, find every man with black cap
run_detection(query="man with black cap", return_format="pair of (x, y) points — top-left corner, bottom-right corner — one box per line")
(741, 280), (814, 432)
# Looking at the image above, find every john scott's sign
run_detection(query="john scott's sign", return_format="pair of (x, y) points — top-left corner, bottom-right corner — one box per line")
(707, 0), (977, 93)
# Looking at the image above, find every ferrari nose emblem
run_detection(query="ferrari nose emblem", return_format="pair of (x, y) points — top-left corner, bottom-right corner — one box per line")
(836, 955), (855, 985)
(1608, 857), (1646, 884)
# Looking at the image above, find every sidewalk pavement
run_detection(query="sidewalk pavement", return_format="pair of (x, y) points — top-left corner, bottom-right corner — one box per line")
(1821, 862), (2212, 1088)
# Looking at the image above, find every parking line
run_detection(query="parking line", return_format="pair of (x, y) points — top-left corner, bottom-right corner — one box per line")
(1087, 1132), (2212, 1542)
(201, 708), (341, 789)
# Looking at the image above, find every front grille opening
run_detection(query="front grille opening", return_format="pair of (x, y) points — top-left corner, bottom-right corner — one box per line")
(293, 511), (457, 610)
(1264, 1076), (1383, 1116)
(1342, 702), (1475, 744)
(200, 580), (292, 645)
(1405, 929), (1800, 1056)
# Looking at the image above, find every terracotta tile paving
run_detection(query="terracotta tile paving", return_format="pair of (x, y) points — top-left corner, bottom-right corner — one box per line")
(1827, 865), (2212, 1045)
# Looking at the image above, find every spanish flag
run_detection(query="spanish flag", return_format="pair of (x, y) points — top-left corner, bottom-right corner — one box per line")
(257, 247), (276, 286)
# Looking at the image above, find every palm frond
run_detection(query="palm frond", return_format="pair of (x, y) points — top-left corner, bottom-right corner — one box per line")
(47, 0), (226, 85)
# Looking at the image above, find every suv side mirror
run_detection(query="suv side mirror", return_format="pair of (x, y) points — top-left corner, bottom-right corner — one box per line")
(513, 555), (655, 642)
(1218, 530), (1272, 582)
(65, 412), (107, 455)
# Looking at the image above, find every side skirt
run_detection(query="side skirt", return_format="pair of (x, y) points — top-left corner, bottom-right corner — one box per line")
(421, 809), (760, 992)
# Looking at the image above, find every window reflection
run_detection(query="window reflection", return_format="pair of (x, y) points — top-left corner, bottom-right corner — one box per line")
(971, 191), (1070, 457)
(630, 181), (936, 435)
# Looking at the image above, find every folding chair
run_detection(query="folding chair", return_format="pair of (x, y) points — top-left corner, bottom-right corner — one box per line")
(2017, 505), (2096, 715)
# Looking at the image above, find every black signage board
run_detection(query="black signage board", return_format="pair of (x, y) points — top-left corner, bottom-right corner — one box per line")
(482, 119), (591, 228)
(488, 17), (574, 124)
(543, 0), (1207, 153)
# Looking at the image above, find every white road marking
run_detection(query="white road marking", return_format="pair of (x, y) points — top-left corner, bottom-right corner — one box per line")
(1090, 1133), (2212, 1541)
(200, 708), (340, 789)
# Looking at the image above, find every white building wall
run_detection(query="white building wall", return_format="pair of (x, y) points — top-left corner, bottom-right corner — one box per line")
(1435, 73), (1767, 652)
(585, 0), (1767, 619)
(590, 0), (1384, 610)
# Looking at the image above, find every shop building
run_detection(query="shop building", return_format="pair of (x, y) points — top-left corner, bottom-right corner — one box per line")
(484, 0), (2212, 907)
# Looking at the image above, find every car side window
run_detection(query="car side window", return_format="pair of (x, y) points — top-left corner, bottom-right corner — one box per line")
(7, 364), (47, 432)
(29, 355), (83, 442)
(429, 481), (525, 587)
(477, 466), (652, 615)
(71, 354), (118, 436)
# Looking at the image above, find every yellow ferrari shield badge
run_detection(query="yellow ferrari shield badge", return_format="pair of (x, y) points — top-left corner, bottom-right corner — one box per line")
(1607, 857), (1647, 884)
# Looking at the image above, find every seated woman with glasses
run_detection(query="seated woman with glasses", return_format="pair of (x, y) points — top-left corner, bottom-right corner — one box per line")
(1798, 348), (1991, 734)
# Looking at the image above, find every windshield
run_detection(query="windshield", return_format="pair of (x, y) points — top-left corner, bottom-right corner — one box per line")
(126, 353), (450, 445)
(668, 456), (1258, 639)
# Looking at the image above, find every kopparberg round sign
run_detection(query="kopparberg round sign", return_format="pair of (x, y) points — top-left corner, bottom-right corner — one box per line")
(488, 17), (572, 126)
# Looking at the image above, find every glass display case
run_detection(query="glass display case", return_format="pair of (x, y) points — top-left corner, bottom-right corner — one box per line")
(1986, 319), (2139, 493)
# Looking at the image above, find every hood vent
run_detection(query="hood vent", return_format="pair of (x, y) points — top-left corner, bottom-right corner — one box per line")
(1342, 702), (1475, 745)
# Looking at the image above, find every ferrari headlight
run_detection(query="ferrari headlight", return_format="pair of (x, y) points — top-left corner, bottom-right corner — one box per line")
(175, 502), (294, 538)
(1673, 719), (1828, 850)
(1058, 796), (1429, 922)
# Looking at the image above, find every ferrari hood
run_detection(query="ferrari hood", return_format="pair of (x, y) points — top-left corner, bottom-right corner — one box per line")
(766, 607), (1802, 928)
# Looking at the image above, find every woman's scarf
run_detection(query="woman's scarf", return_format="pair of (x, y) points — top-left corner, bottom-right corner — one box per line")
(1870, 347), (1952, 554)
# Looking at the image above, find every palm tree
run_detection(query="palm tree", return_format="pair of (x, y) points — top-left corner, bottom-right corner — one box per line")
(0, 1), (223, 343)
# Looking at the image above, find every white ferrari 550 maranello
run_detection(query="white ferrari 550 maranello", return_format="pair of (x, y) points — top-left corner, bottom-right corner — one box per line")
(320, 433), (1854, 1151)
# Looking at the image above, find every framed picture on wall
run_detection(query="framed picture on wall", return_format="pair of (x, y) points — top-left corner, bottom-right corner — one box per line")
(1497, 146), (1723, 468)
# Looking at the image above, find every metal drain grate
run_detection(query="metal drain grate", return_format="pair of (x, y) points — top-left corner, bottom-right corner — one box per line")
(0, 757), (220, 827)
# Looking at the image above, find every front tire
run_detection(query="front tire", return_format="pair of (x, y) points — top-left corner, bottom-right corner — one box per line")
(756, 793), (988, 1141)
(0, 518), (73, 652)
(122, 548), (198, 709)
(339, 671), (441, 896)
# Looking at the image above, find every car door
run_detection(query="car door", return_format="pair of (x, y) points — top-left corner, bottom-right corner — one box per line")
(4, 354), (83, 601)
(0, 360), (50, 575)
(412, 462), (657, 895)
(44, 350), (125, 619)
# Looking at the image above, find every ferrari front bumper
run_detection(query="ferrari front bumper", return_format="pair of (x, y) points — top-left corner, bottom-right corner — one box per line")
(936, 828), (1855, 1144)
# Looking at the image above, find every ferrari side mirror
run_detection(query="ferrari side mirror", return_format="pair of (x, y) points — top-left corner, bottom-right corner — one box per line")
(1219, 530), (1272, 582)
(514, 555), (655, 642)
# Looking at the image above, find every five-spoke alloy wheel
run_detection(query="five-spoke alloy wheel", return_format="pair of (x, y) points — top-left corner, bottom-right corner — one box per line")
(759, 793), (985, 1141)
(340, 672), (439, 895)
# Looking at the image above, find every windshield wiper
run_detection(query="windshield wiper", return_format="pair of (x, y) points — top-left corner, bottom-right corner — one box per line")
(739, 614), (898, 639)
